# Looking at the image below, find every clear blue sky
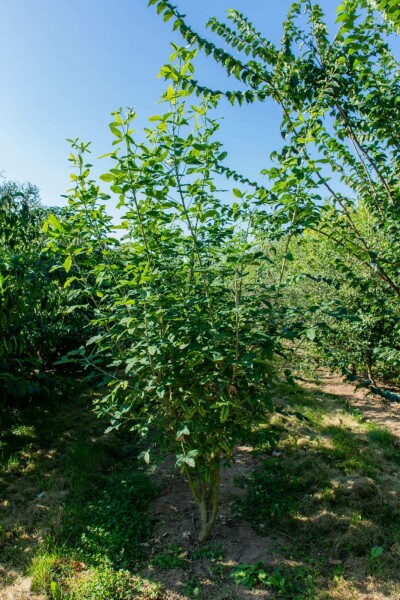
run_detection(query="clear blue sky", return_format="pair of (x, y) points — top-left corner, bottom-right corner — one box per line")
(0, 1), (340, 208)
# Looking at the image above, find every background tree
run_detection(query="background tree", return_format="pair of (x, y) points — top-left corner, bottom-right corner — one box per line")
(371, 0), (400, 29)
(149, 0), (400, 390)
(0, 179), (84, 407)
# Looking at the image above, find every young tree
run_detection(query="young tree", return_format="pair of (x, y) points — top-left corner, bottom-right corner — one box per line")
(46, 49), (287, 542)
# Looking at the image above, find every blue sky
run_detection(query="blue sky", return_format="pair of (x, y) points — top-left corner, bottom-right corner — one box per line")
(0, 1), (340, 208)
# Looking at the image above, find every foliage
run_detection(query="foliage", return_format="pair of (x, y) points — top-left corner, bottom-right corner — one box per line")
(372, 0), (400, 28)
(0, 383), (160, 598)
(230, 562), (268, 588)
(0, 179), (87, 407)
(3, 374), (400, 598)
(30, 555), (163, 600)
(150, 0), (400, 391)
(67, 566), (163, 600)
(234, 453), (330, 532)
(152, 544), (188, 569)
(230, 563), (315, 597)
(30, 548), (70, 594)
(283, 224), (400, 383)
(63, 469), (156, 568)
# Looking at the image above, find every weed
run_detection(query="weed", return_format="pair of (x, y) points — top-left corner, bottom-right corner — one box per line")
(343, 401), (365, 421)
(152, 544), (188, 569)
(10, 424), (36, 438)
(370, 545), (384, 559)
(63, 469), (156, 568)
(230, 563), (315, 598)
(29, 547), (72, 594)
(190, 544), (225, 562)
(65, 440), (107, 492)
(233, 453), (330, 533)
(320, 425), (375, 475)
(50, 580), (63, 600)
(69, 564), (163, 599)
(183, 576), (202, 597)
(230, 562), (268, 588)
(367, 425), (395, 447)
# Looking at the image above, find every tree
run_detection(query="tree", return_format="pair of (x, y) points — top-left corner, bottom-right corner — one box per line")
(0, 180), (48, 401)
(0, 179), (85, 405)
(149, 0), (400, 302)
(372, 0), (400, 29)
(282, 216), (400, 384)
(46, 49), (291, 542)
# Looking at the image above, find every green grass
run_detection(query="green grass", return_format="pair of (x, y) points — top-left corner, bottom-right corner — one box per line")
(152, 544), (188, 570)
(29, 550), (163, 600)
(29, 546), (71, 594)
(230, 563), (315, 598)
(63, 466), (156, 568)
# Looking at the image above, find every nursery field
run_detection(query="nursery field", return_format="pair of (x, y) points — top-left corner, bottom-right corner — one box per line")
(1, 0), (400, 598)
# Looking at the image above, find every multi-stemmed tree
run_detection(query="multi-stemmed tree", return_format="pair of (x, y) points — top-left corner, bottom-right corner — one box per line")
(46, 49), (290, 541)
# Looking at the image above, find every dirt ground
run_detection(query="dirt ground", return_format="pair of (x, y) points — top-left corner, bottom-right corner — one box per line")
(1, 373), (400, 599)
(309, 373), (400, 440)
(144, 446), (285, 599)
(142, 373), (400, 599)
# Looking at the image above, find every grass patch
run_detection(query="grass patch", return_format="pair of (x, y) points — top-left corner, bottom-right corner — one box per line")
(233, 379), (400, 596)
(230, 563), (315, 598)
(29, 549), (163, 600)
(63, 467), (156, 568)
(29, 545), (72, 595)
(152, 544), (188, 570)
(0, 386), (160, 598)
(2, 374), (400, 599)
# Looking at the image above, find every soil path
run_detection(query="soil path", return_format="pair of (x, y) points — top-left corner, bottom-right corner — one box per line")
(309, 372), (400, 440)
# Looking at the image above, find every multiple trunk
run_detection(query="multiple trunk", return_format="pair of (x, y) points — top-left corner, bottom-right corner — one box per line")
(184, 463), (221, 543)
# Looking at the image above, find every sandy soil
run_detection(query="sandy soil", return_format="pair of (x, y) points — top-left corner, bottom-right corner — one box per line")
(308, 373), (400, 440)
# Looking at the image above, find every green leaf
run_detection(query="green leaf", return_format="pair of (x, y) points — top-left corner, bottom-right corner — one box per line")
(64, 276), (78, 288)
(47, 213), (62, 230)
(176, 426), (190, 439)
(63, 256), (73, 273)
(306, 327), (317, 341)
(100, 173), (115, 182)
(166, 85), (175, 100)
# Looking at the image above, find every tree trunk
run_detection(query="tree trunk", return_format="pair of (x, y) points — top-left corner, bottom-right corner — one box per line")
(184, 463), (221, 543)
(198, 467), (220, 543)
(366, 348), (376, 385)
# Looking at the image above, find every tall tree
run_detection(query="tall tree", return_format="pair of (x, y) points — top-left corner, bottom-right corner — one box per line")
(149, 0), (400, 303)
(372, 0), (400, 28)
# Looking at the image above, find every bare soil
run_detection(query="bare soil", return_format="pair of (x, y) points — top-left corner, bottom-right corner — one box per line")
(309, 372), (400, 440)
(145, 446), (287, 599)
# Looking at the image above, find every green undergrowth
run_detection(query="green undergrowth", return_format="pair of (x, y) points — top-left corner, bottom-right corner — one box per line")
(30, 420), (161, 598)
(0, 386), (162, 599)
